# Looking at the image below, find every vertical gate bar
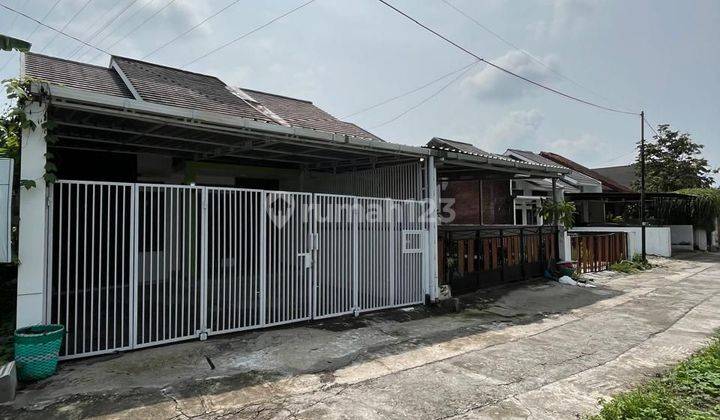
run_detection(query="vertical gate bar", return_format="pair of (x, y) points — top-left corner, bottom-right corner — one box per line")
(162, 187), (167, 341)
(104, 186), (110, 350)
(283, 194), (288, 322)
(291, 194), (296, 320)
(130, 185), (138, 349)
(59, 184), (65, 352)
(192, 190), (198, 334)
(240, 192), (245, 327)
(388, 199), (395, 306)
(113, 187), (118, 348)
(180, 189), (186, 336)
(212, 190), (217, 331)
(259, 193), (267, 326)
(222, 190), (227, 331)
(252, 192), (257, 325)
(352, 197), (358, 313)
(230, 191), (235, 329)
(155, 187), (160, 342)
(84, 184), (90, 354)
(73, 184), (78, 354)
(199, 188), (208, 336)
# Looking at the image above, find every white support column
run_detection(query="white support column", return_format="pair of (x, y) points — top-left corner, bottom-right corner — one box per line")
(426, 156), (439, 302)
(16, 101), (49, 328)
(553, 182), (572, 261)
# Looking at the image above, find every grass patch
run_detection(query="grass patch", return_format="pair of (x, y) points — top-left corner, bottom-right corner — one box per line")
(609, 254), (653, 274)
(591, 333), (720, 419)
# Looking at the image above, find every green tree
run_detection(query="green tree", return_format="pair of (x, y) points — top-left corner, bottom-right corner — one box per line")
(634, 124), (717, 192)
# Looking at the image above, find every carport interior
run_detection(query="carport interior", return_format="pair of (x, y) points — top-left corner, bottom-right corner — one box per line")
(45, 102), (432, 358)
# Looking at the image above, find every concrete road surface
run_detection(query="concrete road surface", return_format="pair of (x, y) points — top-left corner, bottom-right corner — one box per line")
(2, 253), (719, 419)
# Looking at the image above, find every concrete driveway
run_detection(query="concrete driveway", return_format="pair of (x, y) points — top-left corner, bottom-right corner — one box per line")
(2, 253), (719, 419)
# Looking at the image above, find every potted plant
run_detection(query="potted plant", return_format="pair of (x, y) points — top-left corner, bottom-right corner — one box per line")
(14, 324), (64, 381)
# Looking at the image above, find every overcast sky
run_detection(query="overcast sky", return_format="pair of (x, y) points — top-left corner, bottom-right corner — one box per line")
(1, 0), (718, 182)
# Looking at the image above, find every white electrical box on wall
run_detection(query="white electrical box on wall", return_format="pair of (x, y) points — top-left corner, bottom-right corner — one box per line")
(0, 158), (13, 263)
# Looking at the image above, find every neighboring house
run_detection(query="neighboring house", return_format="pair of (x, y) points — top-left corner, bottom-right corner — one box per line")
(425, 138), (570, 294)
(540, 152), (634, 193)
(426, 139), (568, 225)
(16, 53), (567, 359)
(591, 164), (638, 192)
(504, 149), (602, 225)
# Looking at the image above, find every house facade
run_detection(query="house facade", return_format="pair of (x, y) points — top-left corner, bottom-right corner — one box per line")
(14, 53), (569, 359)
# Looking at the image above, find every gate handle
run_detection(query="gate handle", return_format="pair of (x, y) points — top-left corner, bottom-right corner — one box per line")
(298, 252), (312, 269)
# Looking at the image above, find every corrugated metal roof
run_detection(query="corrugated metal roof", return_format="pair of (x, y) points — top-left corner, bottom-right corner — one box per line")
(506, 148), (594, 181)
(24, 53), (133, 99)
(426, 139), (565, 170)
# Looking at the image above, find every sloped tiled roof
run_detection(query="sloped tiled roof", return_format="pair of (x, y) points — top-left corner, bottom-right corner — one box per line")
(111, 56), (273, 122)
(23, 53), (382, 141)
(540, 151), (633, 192)
(242, 88), (382, 141)
(507, 149), (600, 186)
(24, 53), (133, 99)
(591, 164), (637, 191)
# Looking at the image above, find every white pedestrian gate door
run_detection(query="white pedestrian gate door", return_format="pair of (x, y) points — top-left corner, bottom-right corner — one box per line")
(47, 181), (429, 358)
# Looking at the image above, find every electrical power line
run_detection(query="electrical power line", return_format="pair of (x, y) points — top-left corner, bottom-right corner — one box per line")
(87, 0), (177, 63)
(595, 117), (661, 166)
(78, 0), (157, 61)
(0, 0), (61, 73)
(0, 2), (112, 56)
(38, 0), (92, 53)
(377, 0), (639, 116)
(370, 61), (478, 129)
(66, 0), (140, 60)
(342, 60), (478, 119)
(143, 0), (243, 59)
(23, 0), (62, 41)
(644, 117), (660, 138)
(182, 0), (316, 68)
(440, 0), (635, 115)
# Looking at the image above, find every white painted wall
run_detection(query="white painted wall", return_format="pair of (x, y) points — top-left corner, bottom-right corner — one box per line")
(569, 226), (672, 258)
(0, 159), (13, 263)
(694, 229), (708, 251)
(17, 102), (48, 328)
(670, 225), (694, 252)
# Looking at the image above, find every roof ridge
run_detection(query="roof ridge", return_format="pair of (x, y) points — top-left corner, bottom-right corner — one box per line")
(111, 55), (225, 82)
(25, 52), (111, 70)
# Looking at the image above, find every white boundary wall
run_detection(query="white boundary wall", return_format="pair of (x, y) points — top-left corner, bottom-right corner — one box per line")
(570, 226), (672, 258)
(670, 225), (694, 252)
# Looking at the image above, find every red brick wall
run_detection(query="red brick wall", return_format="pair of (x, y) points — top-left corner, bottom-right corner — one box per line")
(440, 179), (512, 225)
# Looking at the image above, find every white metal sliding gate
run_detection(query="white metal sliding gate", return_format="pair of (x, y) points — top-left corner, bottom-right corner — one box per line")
(48, 181), (428, 359)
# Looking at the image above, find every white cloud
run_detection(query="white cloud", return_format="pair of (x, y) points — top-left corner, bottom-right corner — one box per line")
(483, 109), (544, 149)
(464, 50), (559, 101)
(545, 133), (607, 163)
(528, 0), (602, 37)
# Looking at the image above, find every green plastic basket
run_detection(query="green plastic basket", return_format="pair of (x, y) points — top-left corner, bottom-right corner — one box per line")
(14, 324), (65, 382)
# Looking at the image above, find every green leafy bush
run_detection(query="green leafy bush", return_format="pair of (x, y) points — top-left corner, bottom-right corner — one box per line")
(609, 255), (652, 273)
(591, 333), (720, 419)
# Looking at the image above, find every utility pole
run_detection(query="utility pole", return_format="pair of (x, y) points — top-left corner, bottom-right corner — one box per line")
(640, 111), (646, 261)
